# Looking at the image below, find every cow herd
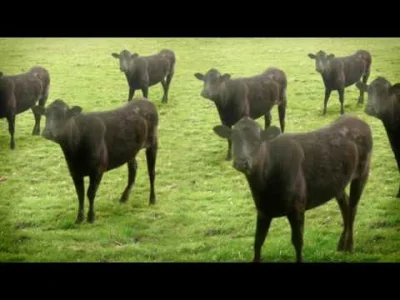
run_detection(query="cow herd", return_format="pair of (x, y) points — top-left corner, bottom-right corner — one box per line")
(0, 45), (399, 262)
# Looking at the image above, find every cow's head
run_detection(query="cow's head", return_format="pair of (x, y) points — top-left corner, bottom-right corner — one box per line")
(111, 49), (139, 73)
(213, 117), (281, 174)
(194, 68), (231, 101)
(308, 50), (335, 74)
(32, 99), (82, 142)
(356, 77), (400, 119)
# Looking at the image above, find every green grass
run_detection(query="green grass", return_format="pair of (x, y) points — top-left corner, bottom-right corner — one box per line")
(1, 37), (400, 262)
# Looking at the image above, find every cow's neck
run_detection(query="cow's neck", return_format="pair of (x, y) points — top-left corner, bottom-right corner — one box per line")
(381, 97), (400, 126)
(125, 68), (138, 80)
(214, 82), (232, 108)
(125, 60), (139, 79)
(58, 119), (81, 156)
(321, 70), (333, 83)
(244, 142), (278, 210)
(246, 142), (272, 185)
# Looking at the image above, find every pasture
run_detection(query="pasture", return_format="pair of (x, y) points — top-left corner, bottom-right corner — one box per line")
(0, 37), (400, 262)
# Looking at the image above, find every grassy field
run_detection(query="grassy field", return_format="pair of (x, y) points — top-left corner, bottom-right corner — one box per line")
(0, 38), (400, 262)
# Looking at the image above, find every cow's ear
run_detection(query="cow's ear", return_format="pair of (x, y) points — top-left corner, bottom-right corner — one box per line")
(356, 81), (369, 92)
(308, 53), (316, 59)
(389, 83), (400, 96)
(261, 126), (281, 141)
(67, 106), (82, 118)
(131, 53), (139, 59)
(32, 105), (46, 116)
(213, 125), (232, 139)
(111, 53), (120, 59)
(220, 73), (231, 82)
(194, 73), (205, 81)
(0, 71), (3, 76)
(327, 54), (335, 59)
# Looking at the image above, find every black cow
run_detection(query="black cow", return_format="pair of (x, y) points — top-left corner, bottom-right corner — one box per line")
(213, 115), (372, 262)
(111, 49), (175, 103)
(0, 66), (50, 149)
(308, 50), (372, 115)
(32, 98), (159, 224)
(194, 67), (287, 160)
(356, 76), (400, 198)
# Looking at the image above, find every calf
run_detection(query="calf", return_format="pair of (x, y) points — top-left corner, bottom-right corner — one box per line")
(213, 114), (372, 262)
(111, 49), (176, 103)
(308, 50), (371, 115)
(0, 66), (50, 149)
(356, 77), (400, 198)
(32, 98), (159, 224)
(194, 67), (287, 160)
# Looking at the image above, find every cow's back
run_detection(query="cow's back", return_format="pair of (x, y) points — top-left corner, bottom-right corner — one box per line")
(142, 54), (170, 85)
(244, 75), (280, 118)
(341, 55), (367, 86)
(15, 74), (43, 113)
(263, 67), (287, 91)
(0, 73), (42, 115)
(274, 116), (372, 208)
(0, 77), (13, 117)
(30, 66), (50, 91)
(93, 100), (158, 168)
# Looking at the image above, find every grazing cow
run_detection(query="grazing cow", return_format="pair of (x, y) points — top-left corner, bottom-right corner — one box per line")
(213, 114), (372, 262)
(308, 50), (372, 115)
(194, 67), (287, 160)
(0, 66), (50, 149)
(32, 98), (159, 224)
(111, 49), (176, 103)
(356, 77), (400, 198)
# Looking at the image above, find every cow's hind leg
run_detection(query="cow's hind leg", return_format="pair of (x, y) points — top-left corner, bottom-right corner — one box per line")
(278, 99), (286, 133)
(161, 71), (174, 103)
(225, 125), (232, 161)
(264, 111), (272, 129)
(141, 86), (149, 99)
(161, 79), (168, 103)
(146, 141), (158, 205)
(120, 158), (138, 204)
(287, 210), (305, 263)
(31, 108), (41, 135)
(335, 190), (350, 251)
(6, 113), (16, 150)
(338, 88), (345, 115)
(32, 85), (50, 135)
(345, 173), (369, 252)
(359, 66), (371, 105)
